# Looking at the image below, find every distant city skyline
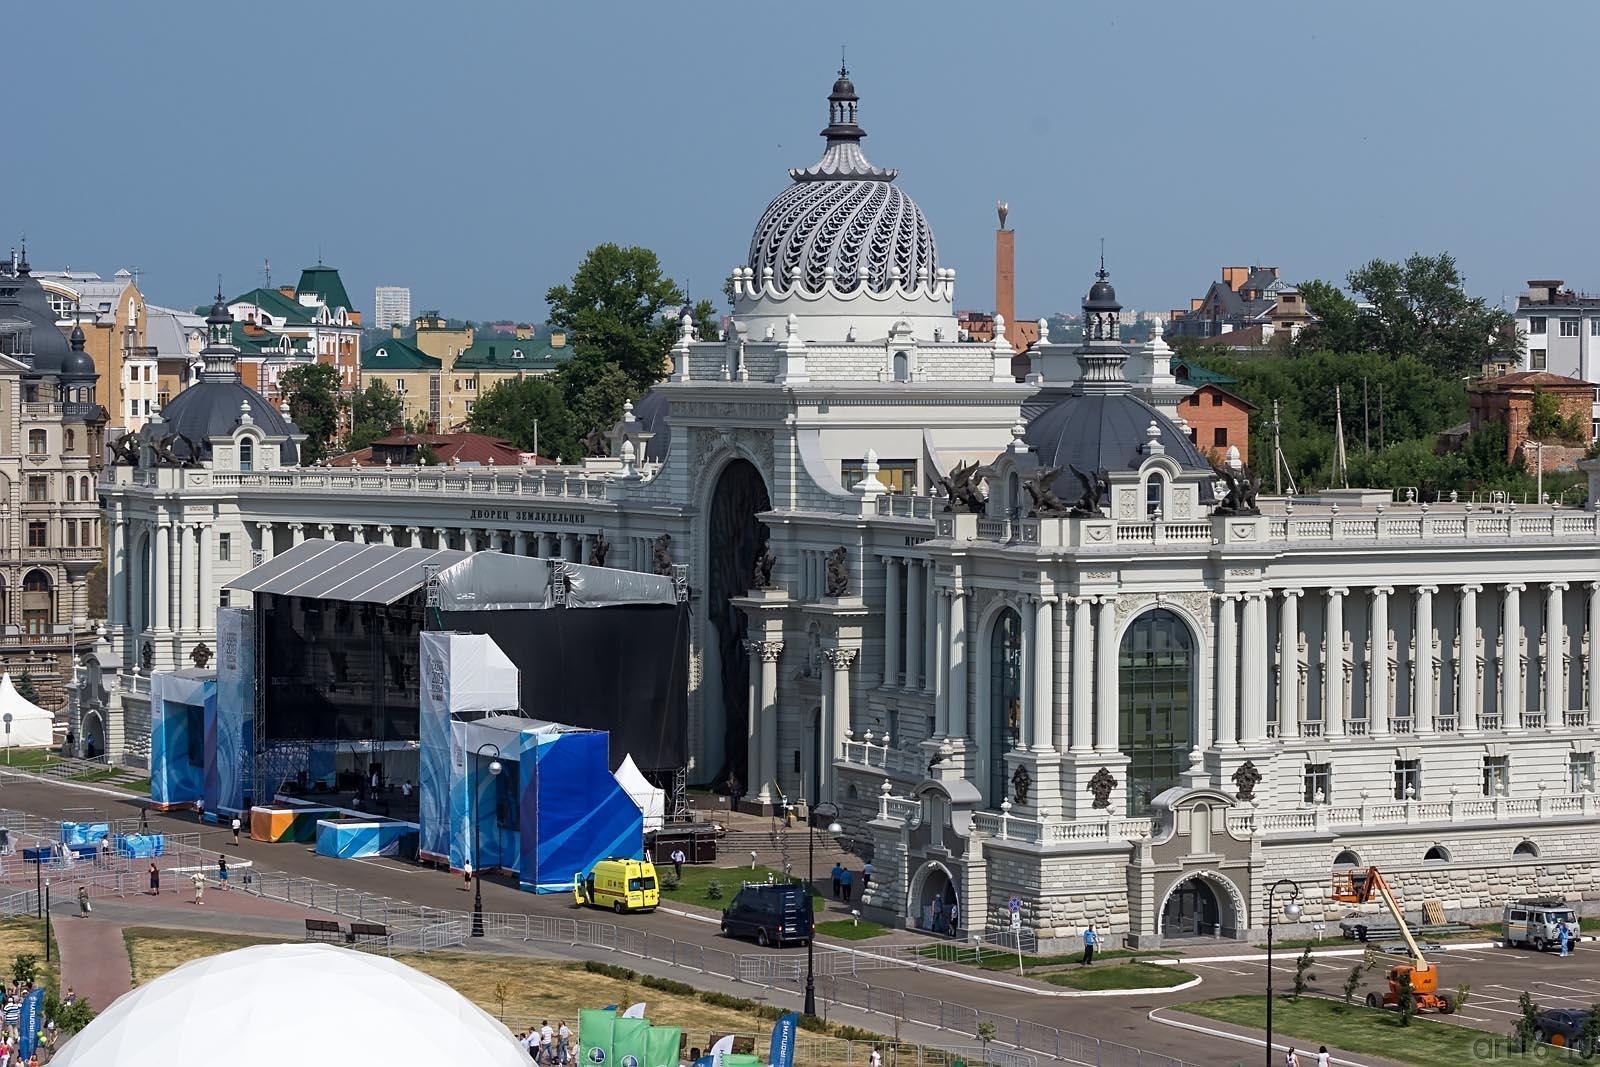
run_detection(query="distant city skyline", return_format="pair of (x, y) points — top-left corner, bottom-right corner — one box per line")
(9, 1), (1597, 323)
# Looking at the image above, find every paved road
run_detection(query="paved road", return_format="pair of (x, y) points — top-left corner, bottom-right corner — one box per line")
(0, 775), (1430, 1065)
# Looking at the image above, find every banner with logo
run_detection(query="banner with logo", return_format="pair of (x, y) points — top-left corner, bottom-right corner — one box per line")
(612, 1016), (649, 1067)
(17, 987), (43, 1059)
(768, 1012), (798, 1067)
(645, 1025), (681, 1067)
(579, 1007), (617, 1066)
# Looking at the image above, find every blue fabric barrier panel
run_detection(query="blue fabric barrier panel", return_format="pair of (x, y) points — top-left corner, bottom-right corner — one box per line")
(59, 823), (109, 846)
(314, 820), (417, 860)
(149, 673), (214, 807)
(206, 608), (255, 812)
(418, 633), (452, 863)
(115, 834), (165, 858)
(519, 729), (643, 893)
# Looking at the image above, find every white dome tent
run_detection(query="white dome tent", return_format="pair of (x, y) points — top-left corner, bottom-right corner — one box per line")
(0, 673), (55, 748)
(52, 943), (529, 1066)
(614, 753), (666, 833)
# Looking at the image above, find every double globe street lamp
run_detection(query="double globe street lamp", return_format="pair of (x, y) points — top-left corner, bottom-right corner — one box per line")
(1264, 877), (1303, 1067)
(470, 743), (503, 938)
(802, 800), (842, 1017)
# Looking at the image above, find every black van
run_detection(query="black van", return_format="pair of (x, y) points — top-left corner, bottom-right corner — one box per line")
(720, 882), (814, 947)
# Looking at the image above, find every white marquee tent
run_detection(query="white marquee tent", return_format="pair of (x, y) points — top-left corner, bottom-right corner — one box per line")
(614, 753), (666, 833)
(52, 943), (529, 1066)
(0, 674), (55, 748)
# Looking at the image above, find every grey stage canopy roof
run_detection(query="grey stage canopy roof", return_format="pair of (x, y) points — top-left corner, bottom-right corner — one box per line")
(225, 540), (470, 605)
(434, 551), (677, 610)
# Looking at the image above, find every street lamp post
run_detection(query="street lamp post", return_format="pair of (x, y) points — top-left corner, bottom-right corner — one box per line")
(803, 800), (842, 1018)
(1265, 877), (1303, 1067)
(43, 880), (51, 962)
(470, 743), (503, 938)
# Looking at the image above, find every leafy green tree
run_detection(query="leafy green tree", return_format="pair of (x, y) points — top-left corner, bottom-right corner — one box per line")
(11, 954), (37, 986)
(692, 298), (721, 342)
(1527, 388), (1585, 443)
(1327, 253), (1516, 375)
(1342, 963), (1364, 1004)
(1512, 989), (1542, 1051)
(1578, 1001), (1600, 1059)
(557, 356), (636, 442)
(346, 380), (406, 452)
(545, 244), (685, 396)
(1394, 968), (1416, 1027)
(12, 673), (40, 705)
(466, 376), (574, 461)
(279, 363), (344, 463)
(1292, 945), (1315, 999)
(1294, 278), (1363, 353)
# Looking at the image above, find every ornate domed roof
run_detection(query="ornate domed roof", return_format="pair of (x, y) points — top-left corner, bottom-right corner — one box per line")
(1023, 391), (1213, 483)
(747, 68), (937, 294)
(62, 325), (97, 380)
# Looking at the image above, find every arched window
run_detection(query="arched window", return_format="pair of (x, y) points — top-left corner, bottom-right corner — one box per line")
(1007, 472), (1021, 522)
(893, 351), (909, 381)
(1146, 473), (1165, 518)
(22, 571), (49, 593)
(1423, 845), (1451, 864)
(66, 479), (76, 502)
(27, 429), (46, 455)
(239, 437), (254, 472)
(988, 607), (1023, 805)
(1333, 849), (1361, 868)
(1119, 609), (1195, 815)
(1513, 841), (1539, 858)
(81, 476), (91, 500)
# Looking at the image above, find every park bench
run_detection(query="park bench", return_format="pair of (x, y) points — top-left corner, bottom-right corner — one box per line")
(304, 918), (345, 942)
(348, 922), (389, 945)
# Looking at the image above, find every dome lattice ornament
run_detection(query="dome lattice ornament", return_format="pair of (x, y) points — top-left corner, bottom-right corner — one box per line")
(747, 67), (937, 296)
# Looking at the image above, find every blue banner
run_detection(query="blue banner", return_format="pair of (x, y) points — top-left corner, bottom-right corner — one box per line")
(768, 1012), (798, 1067)
(18, 987), (43, 1059)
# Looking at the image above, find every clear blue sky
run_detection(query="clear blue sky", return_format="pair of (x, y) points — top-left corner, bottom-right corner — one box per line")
(9, 1), (1597, 322)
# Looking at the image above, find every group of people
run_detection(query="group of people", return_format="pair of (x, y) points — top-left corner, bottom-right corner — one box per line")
(829, 861), (869, 903)
(1283, 1047), (1332, 1067)
(0, 977), (68, 1065)
(514, 1020), (571, 1064)
(925, 896), (959, 937)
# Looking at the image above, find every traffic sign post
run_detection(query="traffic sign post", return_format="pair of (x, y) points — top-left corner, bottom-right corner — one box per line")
(1008, 897), (1024, 975)
(4, 712), (12, 765)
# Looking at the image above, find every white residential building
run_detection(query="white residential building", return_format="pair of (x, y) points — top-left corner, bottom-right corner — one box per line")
(1514, 279), (1600, 439)
(374, 286), (412, 330)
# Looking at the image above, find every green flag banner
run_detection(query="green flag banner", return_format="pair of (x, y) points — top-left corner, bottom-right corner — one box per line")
(646, 1024), (682, 1067)
(579, 1008), (617, 1066)
(613, 1016), (649, 1067)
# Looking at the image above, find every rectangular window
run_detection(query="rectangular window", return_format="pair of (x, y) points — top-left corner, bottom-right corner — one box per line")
(1482, 755), (1509, 797)
(80, 519), (91, 546)
(158, 391), (170, 408)
(26, 522), (47, 548)
(465, 400), (476, 415)
(1560, 318), (1580, 337)
(218, 532), (231, 561)
(1303, 763), (1331, 804)
(1393, 758), (1421, 801)
(1591, 319), (1600, 336)
(219, 589), (230, 608)
(1531, 349), (1547, 370)
(67, 523), (77, 547)
(394, 378), (406, 393)
(841, 459), (918, 493)
(1213, 427), (1228, 447)
(1211, 393), (1224, 407)
(22, 609), (47, 636)
(1188, 428), (1198, 444)
(1189, 394), (1201, 407)
(26, 476), (47, 502)
(1570, 752), (1594, 793)
(1528, 316), (1547, 335)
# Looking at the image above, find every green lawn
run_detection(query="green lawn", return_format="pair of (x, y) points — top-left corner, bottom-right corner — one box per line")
(0, 748), (62, 772)
(1180, 996), (1528, 1067)
(815, 919), (888, 940)
(1043, 962), (1195, 991)
(905, 943), (1157, 971)
(660, 865), (821, 909)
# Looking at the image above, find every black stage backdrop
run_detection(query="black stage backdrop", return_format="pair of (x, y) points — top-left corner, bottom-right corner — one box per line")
(437, 603), (690, 773)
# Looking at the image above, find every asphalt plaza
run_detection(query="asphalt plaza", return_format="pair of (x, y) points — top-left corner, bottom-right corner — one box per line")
(1169, 939), (1600, 1033)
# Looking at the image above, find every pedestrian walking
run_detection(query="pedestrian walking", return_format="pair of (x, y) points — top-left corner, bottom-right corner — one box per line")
(401, 780), (413, 800)
(76, 886), (89, 917)
(948, 900), (960, 938)
(862, 860), (873, 890)
(868, 1048), (882, 1067)
(830, 862), (842, 900)
(463, 861), (473, 891)
(191, 871), (206, 904)
(217, 854), (229, 890)
(1316, 1047), (1331, 1067)
(839, 866), (853, 903)
(1285, 1048), (1300, 1067)
(147, 862), (160, 895)
(670, 848), (686, 878)
(1559, 920), (1572, 958)
(557, 1020), (572, 1064)
(930, 897), (945, 935)
(1081, 923), (1098, 965)
(231, 816), (242, 846)
(97, 836), (111, 864)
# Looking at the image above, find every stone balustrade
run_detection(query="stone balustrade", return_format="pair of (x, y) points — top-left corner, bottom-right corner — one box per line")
(113, 464), (618, 502)
(839, 734), (927, 779)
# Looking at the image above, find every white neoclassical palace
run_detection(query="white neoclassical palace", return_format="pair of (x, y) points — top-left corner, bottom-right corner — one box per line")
(87, 69), (1600, 945)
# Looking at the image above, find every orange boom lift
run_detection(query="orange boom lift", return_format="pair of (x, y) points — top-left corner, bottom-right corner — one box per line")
(1331, 866), (1456, 1014)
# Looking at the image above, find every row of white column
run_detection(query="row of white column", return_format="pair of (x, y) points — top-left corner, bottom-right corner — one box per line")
(1220, 581), (1600, 743)
(114, 518), (215, 635)
(743, 639), (856, 804)
(249, 522), (602, 563)
(881, 556), (938, 694)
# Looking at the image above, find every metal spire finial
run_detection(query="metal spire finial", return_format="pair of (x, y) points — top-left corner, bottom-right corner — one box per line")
(840, 44), (847, 77)
(1098, 238), (1107, 280)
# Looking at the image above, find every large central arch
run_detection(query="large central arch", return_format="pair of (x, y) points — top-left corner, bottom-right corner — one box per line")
(704, 457), (771, 791)
(1157, 870), (1247, 940)
(1119, 608), (1196, 815)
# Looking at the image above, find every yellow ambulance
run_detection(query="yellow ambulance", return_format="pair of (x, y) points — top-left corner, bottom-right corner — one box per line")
(574, 858), (660, 913)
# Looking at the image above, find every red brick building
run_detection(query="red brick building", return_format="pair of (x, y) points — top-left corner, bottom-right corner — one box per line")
(1172, 361), (1256, 465)
(1468, 371), (1594, 472)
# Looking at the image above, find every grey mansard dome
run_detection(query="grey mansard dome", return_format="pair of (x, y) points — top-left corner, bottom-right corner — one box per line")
(746, 68), (937, 294)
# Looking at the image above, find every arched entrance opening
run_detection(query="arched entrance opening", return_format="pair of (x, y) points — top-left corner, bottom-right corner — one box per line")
(81, 710), (106, 760)
(987, 608), (1023, 805)
(910, 861), (959, 936)
(1119, 608), (1196, 815)
(1159, 872), (1241, 941)
(705, 458), (771, 793)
